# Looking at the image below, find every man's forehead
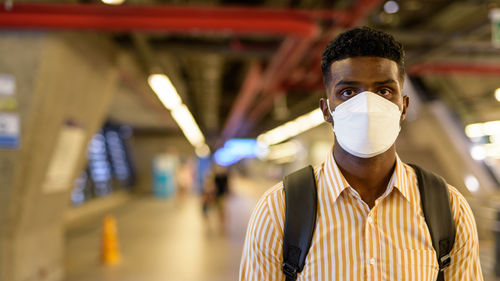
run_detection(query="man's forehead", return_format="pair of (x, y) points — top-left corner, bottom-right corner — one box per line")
(329, 57), (400, 84)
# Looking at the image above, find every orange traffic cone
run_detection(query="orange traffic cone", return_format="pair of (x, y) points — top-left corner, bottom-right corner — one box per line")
(101, 215), (121, 265)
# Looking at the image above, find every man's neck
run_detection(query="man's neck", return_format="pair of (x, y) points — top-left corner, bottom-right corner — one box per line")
(332, 143), (397, 209)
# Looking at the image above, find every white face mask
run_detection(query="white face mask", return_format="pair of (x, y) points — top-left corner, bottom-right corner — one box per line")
(327, 91), (402, 158)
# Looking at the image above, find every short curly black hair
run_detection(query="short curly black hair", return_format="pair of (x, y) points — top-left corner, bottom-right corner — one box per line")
(321, 26), (405, 88)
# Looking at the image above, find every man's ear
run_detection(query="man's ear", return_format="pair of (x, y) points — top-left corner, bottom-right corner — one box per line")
(319, 98), (333, 124)
(401, 95), (410, 121)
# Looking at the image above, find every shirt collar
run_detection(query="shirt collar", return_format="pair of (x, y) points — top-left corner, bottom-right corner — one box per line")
(322, 150), (412, 203)
(322, 149), (350, 202)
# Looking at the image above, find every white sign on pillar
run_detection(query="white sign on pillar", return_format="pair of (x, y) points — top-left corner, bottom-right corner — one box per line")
(491, 9), (500, 48)
(0, 74), (15, 96)
(42, 126), (87, 193)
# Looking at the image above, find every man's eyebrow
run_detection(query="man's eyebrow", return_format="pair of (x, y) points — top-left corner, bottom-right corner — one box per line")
(334, 80), (359, 88)
(373, 79), (398, 86)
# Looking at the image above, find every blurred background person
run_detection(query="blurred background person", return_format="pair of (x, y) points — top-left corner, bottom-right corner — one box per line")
(202, 163), (230, 233)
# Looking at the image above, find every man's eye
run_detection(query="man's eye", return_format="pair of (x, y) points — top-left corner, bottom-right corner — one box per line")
(378, 88), (392, 95)
(340, 89), (355, 97)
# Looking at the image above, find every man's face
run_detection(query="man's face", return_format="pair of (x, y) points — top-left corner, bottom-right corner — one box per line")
(319, 56), (409, 123)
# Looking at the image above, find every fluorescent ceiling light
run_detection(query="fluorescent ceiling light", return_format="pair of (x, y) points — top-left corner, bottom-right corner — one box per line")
(257, 109), (324, 146)
(171, 105), (205, 147)
(465, 120), (500, 138)
(465, 123), (484, 138)
(483, 120), (500, 136)
(102, 0), (125, 5)
(148, 73), (209, 156)
(265, 141), (300, 161)
(148, 74), (182, 110)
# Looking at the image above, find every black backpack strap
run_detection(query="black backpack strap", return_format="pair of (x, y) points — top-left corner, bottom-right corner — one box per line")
(409, 164), (456, 281)
(282, 165), (317, 281)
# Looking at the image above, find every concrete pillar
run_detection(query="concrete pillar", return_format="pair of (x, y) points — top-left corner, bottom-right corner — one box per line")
(0, 32), (118, 281)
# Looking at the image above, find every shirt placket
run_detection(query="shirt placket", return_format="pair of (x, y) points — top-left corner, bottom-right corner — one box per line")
(366, 207), (377, 281)
(348, 186), (392, 281)
(347, 187), (371, 280)
(366, 196), (387, 281)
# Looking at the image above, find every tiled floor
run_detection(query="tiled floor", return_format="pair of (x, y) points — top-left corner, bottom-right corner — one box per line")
(65, 176), (500, 281)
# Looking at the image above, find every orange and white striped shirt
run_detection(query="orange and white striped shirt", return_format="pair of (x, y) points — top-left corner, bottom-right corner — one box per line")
(239, 151), (483, 281)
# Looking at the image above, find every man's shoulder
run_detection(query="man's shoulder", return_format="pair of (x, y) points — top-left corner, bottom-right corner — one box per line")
(446, 183), (467, 201)
(403, 163), (467, 202)
(438, 182), (478, 243)
(247, 181), (286, 235)
(446, 183), (475, 218)
(263, 165), (322, 193)
(403, 163), (475, 219)
(253, 164), (323, 218)
(257, 181), (285, 206)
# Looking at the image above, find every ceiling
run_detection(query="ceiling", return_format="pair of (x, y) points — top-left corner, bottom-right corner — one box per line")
(2, 0), (500, 149)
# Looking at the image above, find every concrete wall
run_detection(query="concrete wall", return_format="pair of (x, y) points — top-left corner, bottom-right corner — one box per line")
(0, 32), (118, 281)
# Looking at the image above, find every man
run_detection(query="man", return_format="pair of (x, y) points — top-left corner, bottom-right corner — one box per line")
(239, 27), (483, 280)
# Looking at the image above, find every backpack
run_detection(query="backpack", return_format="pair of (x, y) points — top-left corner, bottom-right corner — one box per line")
(282, 164), (455, 281)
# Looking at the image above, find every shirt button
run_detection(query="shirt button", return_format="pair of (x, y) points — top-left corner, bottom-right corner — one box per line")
(369, 258), (376, 265)
(367, 217), (373, 224)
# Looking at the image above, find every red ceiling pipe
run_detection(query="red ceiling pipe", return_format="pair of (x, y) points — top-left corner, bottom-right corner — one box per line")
(282, 37), (331, 90)
(0, 3), (350, 21)
(408, 63), (500, 76)
(244, 35), (317, 126)
(214, 37), (320, 147)
(0, 15), (317, 37)
(0, 3), (346, 36)
(259, 37), (309, 94)
(217, 62), (262, 147)
(224, 33), (319, 141)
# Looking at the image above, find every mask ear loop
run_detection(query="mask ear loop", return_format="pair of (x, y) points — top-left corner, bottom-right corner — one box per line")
(326, 99), (335, 125)
(326, 99), (336, 120)
(326, 99), (333, 114)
